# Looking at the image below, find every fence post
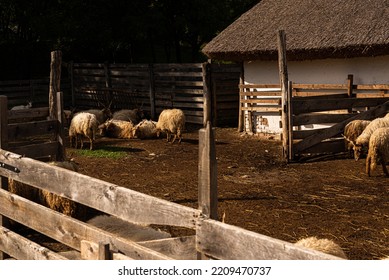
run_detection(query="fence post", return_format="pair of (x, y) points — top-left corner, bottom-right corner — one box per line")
(287, 81), (294, 161)
(49, 50), (62, 120)
(347, 74), (354, 113)
(81, 240), (111, 260)
(198, 121), (218, 219)
(202, 62), (212, 127)
(0, 95), (9, 260)
(56, 91), (66, 161)
(149, 64), (156, 120)
(277, 30), (289, 162)
(238, 63), (245, 132)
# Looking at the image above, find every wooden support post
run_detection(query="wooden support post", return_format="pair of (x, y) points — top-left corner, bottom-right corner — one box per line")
(287, 81), (294, 161)
(347, 74), (354, 113)
(149, 64), (156, 120)
(56, 91), (66, 161)
(49, 50), (62, 120)
(0, 95), (9, 260)
(198, 121), (218, 219)
(202, 62), (212, 127)
(238, 63), (245, 132)
(81, 240), (111, 260)
(198, 121), (218, 260)
(277, 30), (289, 162)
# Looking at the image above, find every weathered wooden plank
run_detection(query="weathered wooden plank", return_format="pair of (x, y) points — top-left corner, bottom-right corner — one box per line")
(0, 226), (67, 260)
(0, 151), (201, 228)
(7, 107), (49, 121)
(296, 139), (345, 156)
(0, 189), (174, 260)
(7, 120), (58, 141)
(293, 112), (356, 126)
(10, 142), (58, 159)
(196, 219), (342, 260)
(293, 97), (389, 114)
(138, 236), (197, 260)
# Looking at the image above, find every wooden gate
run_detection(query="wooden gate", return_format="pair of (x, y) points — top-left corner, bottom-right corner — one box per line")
(283, 81), (389, 161)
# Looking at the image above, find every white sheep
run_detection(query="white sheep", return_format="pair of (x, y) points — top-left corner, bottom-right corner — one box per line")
(132, 119), (158, 139)
(69, 112), (98, 150)
(352, 117), (389, 160)
(156, 109), (185, 144)
(365, 127), (389, 177)
(343, 119), (371, 156)
(11, 101), (32, 110)
(98, 119), (135, 139)
(84, 108), (112, 125)
(112, 109), (145, 125)
(295, 236), (347, 259)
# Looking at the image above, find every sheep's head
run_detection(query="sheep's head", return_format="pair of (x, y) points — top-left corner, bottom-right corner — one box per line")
(353, 144), (363, 161)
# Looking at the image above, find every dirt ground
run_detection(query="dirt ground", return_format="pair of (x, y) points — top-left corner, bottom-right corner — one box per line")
(67, 125), (389, 260)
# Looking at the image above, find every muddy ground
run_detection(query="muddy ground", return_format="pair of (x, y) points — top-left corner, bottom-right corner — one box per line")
(65, 125), (389, 260)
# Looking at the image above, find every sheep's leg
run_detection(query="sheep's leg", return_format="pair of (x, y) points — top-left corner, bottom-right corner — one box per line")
(89, 137), (93, 150)
(166, 132), (171, 142)
(366, 155), (371, 176)
(171, 134), (177, 144)
(80, 136), (84, 149)
(381, 162), (389, 177)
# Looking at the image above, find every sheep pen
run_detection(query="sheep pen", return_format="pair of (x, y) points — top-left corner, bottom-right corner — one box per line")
(7, 123), (383, 260)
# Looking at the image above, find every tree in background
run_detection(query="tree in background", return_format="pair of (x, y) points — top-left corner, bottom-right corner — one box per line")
(0, 0), (258, 79)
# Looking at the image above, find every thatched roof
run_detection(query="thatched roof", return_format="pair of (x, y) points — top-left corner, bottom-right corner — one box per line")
(202, 0), (389, 61)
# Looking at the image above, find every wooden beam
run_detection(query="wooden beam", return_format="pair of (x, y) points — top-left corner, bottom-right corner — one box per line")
(49, 50), (62, 120)
(196, 219), (343, 260)
(0, 189), (173, 260)
(0, 226), (67, 260)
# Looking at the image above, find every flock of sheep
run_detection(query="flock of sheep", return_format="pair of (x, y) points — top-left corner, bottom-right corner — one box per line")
(343, 113), (389, 177)
(67, 107), (186, 150)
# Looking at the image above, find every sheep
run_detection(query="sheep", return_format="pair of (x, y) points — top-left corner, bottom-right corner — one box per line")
(112, 109), (145, 125)
(98, 119), (135, 139)
(351, 117), (389, 160)
(132, 119), (158, 139)
(84, 108), (112, 125)
(69, 112), (98, 150)
(365, 127), (389, 177)
(155, 108), (185, 144)
(38, 160), (83, 218)
(343, 119), (371, 157)
(294, 236), (347, 259)
(11, 101), (32, 110)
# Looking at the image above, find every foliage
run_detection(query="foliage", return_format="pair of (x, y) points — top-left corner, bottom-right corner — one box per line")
(0, 0), (258, 79)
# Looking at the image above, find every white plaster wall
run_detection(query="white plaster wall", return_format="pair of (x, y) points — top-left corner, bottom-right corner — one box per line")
(243, 55), (389, 134)
(244, 55), (389, 84)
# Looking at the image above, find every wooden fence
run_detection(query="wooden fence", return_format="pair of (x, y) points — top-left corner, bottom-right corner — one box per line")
(0, 96), (340, 259)
(239, 75), (389, 161)
(67, 62), (240, 125)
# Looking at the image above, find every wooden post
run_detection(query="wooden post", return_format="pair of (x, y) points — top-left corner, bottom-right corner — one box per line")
(202, 62), (212, 127)
(287, 81), (294, 161)
(198, 121), (217, 260)
(49, 50), (62, 120)
(56, 91), (66, 161)
(81, 240), (111, 260)
(0, 95), (9, 260)
(238, 63), (245, 132)
(104, 62), (112, 105)
(149, 64), (156, 120)
(347, 74), (354, 113)
(277, 30), (289, 162)
(198, 121), (218, 219)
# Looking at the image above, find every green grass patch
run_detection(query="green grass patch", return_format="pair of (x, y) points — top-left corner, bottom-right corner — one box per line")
(73, 146), (130, 159)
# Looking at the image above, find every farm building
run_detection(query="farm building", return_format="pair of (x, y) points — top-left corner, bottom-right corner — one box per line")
(202, 0), (389, 135)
